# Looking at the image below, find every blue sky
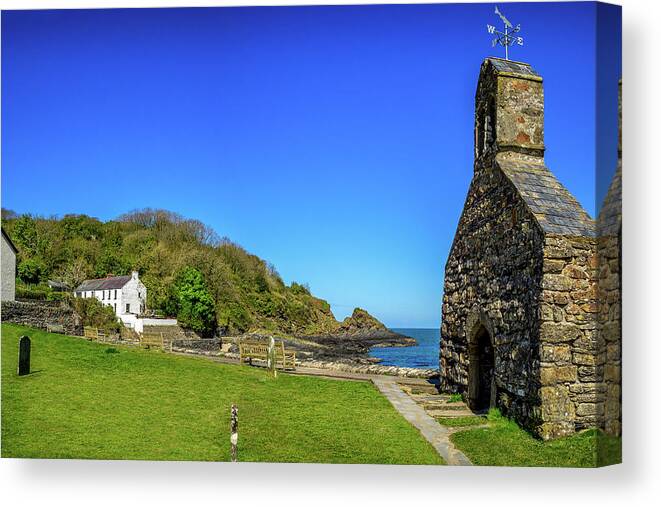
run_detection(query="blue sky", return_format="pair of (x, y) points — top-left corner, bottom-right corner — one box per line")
(1, 2), (621, 328)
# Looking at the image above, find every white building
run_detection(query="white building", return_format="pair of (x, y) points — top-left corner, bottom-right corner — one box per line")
(74, 271), (147, 327)
(1, 228), (17, 301)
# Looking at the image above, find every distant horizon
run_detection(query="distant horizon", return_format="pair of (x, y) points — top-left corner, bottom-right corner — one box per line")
(1, 3), (621, 328)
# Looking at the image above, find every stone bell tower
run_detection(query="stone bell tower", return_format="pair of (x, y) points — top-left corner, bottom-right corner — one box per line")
(441, 57), (601, 440)
(474, 58), (545, 166)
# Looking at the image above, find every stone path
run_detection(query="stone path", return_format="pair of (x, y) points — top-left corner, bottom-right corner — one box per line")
(372, 379), (472, 466)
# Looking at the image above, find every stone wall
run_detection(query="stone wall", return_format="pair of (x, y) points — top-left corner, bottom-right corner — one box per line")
(596, 232), (621, 436)
(1, 300), (83, 336)
(440, 162), (546, 433)
(538, 235), (600, 439)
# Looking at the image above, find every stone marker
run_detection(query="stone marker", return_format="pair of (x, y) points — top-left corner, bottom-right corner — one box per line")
(18, 335), (31, 376)
(230, 404), (238, 462)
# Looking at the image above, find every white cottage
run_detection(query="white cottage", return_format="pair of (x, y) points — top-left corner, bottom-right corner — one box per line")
(1, 228), (18, 301)
(74, 271), (147, 328)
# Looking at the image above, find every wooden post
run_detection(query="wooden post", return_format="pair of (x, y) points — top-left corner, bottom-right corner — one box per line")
(268, 336), (277, 378)
(18, 336), (31, 376)
(230, 404), (238, 462)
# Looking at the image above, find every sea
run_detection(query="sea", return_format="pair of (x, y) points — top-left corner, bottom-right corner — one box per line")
(369, 328), (440, 370)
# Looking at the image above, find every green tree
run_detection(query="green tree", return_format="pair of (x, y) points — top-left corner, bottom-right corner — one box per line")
(17, 258), (45, 284)
(173, 267), (216, 336)
(12, 215), (39, 254)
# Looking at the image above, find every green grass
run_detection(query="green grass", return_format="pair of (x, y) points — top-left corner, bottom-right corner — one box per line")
(451, 409), (621, 467)
(435, 415), (487, 427)
(1, 324), (443, 464)
(447, 393), (463, 403)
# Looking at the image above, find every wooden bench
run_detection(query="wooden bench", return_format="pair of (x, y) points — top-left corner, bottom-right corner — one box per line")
(84, 326), (99, 340)
(140, 332), (171, 351)
(238, 340), (296, 370)
(83, 326), (109, 342)
(46, 323), (65, 334)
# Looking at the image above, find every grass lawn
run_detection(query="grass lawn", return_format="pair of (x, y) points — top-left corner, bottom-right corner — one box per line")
(450, 409), (622, 467)
(1, 324), (443, 464)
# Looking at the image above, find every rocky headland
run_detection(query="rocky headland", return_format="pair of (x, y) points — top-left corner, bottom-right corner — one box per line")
(214, 308), (418, 365)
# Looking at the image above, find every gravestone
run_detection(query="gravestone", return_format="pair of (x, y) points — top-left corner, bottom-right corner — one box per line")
(18, 335), (31, 376)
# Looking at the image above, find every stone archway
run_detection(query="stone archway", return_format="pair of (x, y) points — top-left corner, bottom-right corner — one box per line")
(466, 308), (496, 412)
(468, 326), (495, 411)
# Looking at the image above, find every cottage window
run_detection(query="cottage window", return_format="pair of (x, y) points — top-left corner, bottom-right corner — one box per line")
(114, 289), (117, 299)
(102, 291), (105, 300)
(126, 303), (130, 313)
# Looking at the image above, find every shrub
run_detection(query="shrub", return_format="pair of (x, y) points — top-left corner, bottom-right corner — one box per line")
(71, 297), (121, 333)
(290, 282), (311, 296)
(46, 291), (68, 302)
(15, 284), (50, 300)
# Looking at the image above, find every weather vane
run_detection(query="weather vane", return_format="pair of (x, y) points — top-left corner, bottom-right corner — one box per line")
(487, 6), (524, 61)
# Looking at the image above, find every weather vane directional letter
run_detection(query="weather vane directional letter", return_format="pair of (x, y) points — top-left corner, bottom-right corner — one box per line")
(487, 5), (524, 61)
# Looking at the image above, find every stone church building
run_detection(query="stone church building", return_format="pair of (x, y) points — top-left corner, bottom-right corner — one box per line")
(440, 58), (621, 440)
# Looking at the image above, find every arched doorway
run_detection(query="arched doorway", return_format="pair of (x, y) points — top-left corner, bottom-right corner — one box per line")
(468, 325), (495, 412)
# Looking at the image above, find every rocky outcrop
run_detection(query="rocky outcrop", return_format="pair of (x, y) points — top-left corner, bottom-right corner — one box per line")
(336, 308), (387, 334)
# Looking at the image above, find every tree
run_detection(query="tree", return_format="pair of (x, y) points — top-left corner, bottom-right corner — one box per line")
(12, 215), (39, 254)
(57, 257), (91, 289)
(1, 208), (17, 220)
(17, 258), (45, 284)
(173, 267), (216, 336)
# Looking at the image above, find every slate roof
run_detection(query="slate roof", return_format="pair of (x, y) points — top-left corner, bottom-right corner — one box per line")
(48, 280), (70, 291)
(1, 227), (18, 253)
(76, 275), (131, 292)
(498, 160), (596, 237)
(487, 57), (541, 79)
(597, 161), (622, 236)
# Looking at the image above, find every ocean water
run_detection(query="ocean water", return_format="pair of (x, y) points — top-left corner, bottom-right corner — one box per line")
(369, 328), (440, 370)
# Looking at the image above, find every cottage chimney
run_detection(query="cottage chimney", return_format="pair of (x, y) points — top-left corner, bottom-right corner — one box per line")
(132, 271), (139, 280)
(474, 58), (545, 165)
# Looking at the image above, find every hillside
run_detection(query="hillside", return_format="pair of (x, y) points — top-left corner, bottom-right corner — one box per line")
(1, 208), (389, 338)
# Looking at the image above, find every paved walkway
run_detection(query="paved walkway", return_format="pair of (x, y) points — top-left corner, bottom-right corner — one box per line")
(373, 379), (473, 466)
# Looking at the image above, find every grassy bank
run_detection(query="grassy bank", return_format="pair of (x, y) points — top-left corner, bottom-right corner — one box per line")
(450, 409), (621, 467)
(1, 324), (443, 464)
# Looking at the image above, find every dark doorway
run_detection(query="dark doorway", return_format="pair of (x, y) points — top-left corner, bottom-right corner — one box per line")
(468, 326), (495, 412)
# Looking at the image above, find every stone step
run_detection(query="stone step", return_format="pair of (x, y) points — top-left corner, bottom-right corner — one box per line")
(426, 409), (477, 418)
(411, 394), (461, 403)
(398, 384), (439, 395)
(419, 401), (468, 410)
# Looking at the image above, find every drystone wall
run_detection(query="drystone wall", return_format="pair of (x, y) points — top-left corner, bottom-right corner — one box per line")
(440, 163), (546, 433)
(596, 232), (621, 436)
(539, 235), (600, 439)
(1, 300), (83, 336)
